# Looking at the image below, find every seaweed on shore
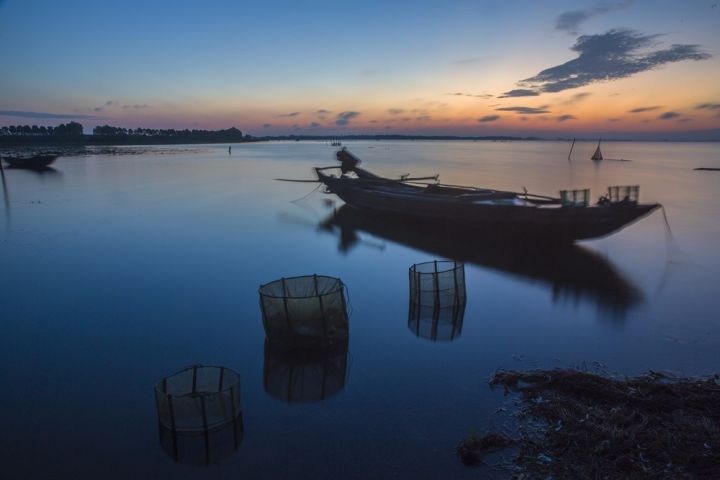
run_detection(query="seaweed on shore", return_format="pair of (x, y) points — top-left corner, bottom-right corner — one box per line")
(458, 369), (720, 478)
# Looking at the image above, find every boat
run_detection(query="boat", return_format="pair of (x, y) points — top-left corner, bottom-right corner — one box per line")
(2, 154), (59, 170)
(591, 139), (603, 161)
(313, 149), (659, 242)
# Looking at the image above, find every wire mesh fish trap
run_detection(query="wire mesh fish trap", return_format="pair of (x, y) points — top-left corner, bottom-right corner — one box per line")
(259, 274), (349, 348)
(607, 185), (639, 204)
(559, 189), (590, 207)
(154, 365), (243, 464)
(263, 340), (348, 403)
(408, 260), (467, 341)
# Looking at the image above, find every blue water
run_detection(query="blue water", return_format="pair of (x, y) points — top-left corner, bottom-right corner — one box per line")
(1, 141), (719, 478)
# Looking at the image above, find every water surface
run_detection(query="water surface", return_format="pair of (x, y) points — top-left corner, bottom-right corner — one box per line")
(1, 141), (719, 478)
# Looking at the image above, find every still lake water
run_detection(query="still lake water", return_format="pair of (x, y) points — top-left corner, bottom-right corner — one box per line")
(1, 140), (719, 478)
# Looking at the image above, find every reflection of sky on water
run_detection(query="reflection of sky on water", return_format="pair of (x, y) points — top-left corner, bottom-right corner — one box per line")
(1, 141), (719, 478)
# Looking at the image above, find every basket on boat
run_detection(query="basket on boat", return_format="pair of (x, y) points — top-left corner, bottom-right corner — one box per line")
(154, 365), (243, 464)
(408, 260), (466, 341)
(259, 274), (349, 348)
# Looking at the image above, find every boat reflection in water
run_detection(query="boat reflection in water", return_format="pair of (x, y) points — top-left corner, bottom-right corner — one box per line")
(263, 340), (348, 403)
(408, 260), (467, 341)
(320, 205), (643, 319)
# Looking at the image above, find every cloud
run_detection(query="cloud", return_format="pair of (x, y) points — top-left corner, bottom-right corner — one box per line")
(608, 117), (622, 122)
(446, 92), (493, 99)
(498, 89), (539, 98)
(93, 107), (104, 112)
(517, 29), (710, 94)
(677, 118), (693, 123)
(659, 111), (680, 120)
(478, 115), (501, 122)
(335, 111), (360, 126)
(316, 109), (331, 114)
(416, 115), (431, 121)
(561, 92), (592, 105)
(628, 105), (662, 113)
(122, 104), (151, 109)
(309, 122), (321, 128)
(105, 100), (115, 106)
(0, 110), (97, 119)
(278, 112), (301, 117)
(261, 123), (272, 128)
(454, 57), (479, 65)
(556, 1), (632, 35)
(557, 114), (577, 121)
(696, 103), (720, 110)
(387, 108), (404, 115)
(495, 105), (550, 114)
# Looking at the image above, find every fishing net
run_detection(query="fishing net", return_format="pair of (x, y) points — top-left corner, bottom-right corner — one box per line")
(408, 260), (466, 341)
(259, 274), (349, 348)
(263, 340), (348, 403)
(155, 365), (243, 464)
(559, 189), (590, 207)
(607, 185), (639, 204)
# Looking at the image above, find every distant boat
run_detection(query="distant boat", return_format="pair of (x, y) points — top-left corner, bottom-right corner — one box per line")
(330, 139), (342, 147)
(3, 154), (58, 170)
(591, 139), (603, 161)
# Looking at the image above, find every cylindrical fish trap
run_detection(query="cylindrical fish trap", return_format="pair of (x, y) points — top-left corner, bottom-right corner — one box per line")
(263, 340), (348, 403)
(408, 260), (466, 341)
(259, 274), (349, 348)
(154, 365), (243, 464)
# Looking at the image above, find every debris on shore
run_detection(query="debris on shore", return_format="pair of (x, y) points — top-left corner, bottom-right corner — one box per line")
(458, 369), (720, 478)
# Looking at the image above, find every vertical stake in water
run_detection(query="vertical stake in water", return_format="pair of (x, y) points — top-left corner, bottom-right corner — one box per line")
(568, 138), (576, 162)
(431, 261), (441, 340)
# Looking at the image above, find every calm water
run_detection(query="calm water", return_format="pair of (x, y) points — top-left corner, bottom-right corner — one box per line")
(1, 141), (719, 479)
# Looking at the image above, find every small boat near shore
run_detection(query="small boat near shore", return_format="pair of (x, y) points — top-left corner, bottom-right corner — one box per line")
(313, 149), (659, 242)
(2, 154), (59, 170)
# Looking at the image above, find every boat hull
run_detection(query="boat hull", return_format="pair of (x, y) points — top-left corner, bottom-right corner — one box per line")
(3, 154), (58, 170)
(318, 173), (659, 242)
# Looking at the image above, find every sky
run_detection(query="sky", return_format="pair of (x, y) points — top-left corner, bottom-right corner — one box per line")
(0, 0), (719, 139)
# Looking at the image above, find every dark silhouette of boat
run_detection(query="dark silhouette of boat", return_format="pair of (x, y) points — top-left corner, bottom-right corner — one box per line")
(2, 154), (58, 170)
(592, 139), (603, 161)
(320, 205), (643, 316)
(314, 149), (658, 242)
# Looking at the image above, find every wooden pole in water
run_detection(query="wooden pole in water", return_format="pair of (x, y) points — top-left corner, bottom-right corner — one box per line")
(568, 138), (576, 162)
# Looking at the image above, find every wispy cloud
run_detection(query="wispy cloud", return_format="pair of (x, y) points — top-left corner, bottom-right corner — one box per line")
(516, 29), (710, 94)
(335, 111), (360, 126)
(261, 123), (272, 128)
(387, 108), (404, 115)
(105, 100), (115, 106)
(446, 92), (493, 99)
(557, 114), (577, 121)
(556, 1), (633, 35)
(696, 103), (720, 110)
(316, 109), (331, 114)
(93, 107), (104, 112)
(478, 115), (500, 122)
(278, 111), (301, 117)
(454, 57), (480, 65)
(628, 105), (662, 113)
(659, 111), (680, 120)
(309, 122), (321, 128)
(495, 105), (550, 115)
(122, 104), (151, 109)
(498, 89), (539, 98)
(0, 110), (97, 119)
(561, 92), (592, 105)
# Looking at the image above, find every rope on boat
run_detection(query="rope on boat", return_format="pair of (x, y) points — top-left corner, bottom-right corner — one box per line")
(290, 182), (323, 204)
(658, 203), (673, 238)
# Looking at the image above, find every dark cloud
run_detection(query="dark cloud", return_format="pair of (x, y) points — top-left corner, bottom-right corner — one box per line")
(659, 111), (680, 120)
(316, 109), (331, 114)
(261, 123), (272, 128)
(93, 107), (104, 112)
(105, 100), (115, 106)
(309, 122), (321, 128)
(0, 110), (97, 119)
(556, 1), (632, 35)
(628, 105), (662, 113)
(518, 29), (710, 94)
(609, 117), (622, 122)
(562, 92), (592, 105)
(416, 115), (431, 121)
(557, 114), (577, 121)
(478, 115), (501, 123)
(495, 105), (550, 115)
(388, 108), (404, 115)
(696, 103), (720, 110)
(335, 111), (360, 126)
(278, 112), (300, 117)
(498, 89), (539, 98)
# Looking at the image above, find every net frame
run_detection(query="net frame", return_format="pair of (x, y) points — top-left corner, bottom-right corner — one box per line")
(607, 185), (639, 204)
(258, 274), (349, 348)
(408, 260), (467, 341)
(559, 188), (590, 207)
(154, 365), (242, 464)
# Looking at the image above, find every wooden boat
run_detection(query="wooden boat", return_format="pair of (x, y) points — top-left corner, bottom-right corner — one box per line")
(315, 149), (659, 242)
(3, 154), (58, 170)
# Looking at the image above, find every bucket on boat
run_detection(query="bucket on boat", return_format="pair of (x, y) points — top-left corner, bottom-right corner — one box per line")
(408, 260), (466, 341)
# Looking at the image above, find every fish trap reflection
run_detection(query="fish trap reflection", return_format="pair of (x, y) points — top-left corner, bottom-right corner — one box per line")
(154, 365), (243, 464)
(408, 260), (466, 341)
(259, 274), (349, 348)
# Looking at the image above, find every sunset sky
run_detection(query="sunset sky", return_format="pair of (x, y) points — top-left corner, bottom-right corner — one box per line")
(1, 0), (719, 139)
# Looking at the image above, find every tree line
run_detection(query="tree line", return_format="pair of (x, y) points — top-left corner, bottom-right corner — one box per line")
(0, 121), (84, 136)
(92, 125), (245, 139)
